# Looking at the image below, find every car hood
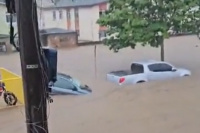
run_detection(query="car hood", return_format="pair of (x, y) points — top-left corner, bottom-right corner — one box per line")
(72, 78), (92, 92)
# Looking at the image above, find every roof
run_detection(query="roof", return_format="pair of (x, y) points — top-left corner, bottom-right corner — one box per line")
(36, 0), (55, 8)
(40, 28), (76, 35)
(0, 0), (108, 8)
(54, 0), (108, 8)
(133, 60), (165, 65)
(57, 73), (72, 79)
(0, 0), (54, 7)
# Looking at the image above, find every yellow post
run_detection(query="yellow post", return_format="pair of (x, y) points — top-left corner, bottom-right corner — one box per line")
(0, 68), (24, 104)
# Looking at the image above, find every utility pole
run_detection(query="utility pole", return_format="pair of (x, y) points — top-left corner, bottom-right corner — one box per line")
(15, 0), (49, 132)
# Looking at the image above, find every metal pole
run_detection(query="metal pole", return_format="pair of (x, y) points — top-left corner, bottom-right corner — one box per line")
(15, 0), (49, 132)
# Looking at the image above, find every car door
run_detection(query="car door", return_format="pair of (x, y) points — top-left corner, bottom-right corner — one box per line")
(147, 63), (175, 81)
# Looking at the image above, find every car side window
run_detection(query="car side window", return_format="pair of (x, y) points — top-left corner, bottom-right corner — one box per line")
(54, 77), (75, 90)
(148, 63), (172, 72)
(148, 64), (161, 72)
(160, 63), (173, 71)
(131, 63), (144, 74)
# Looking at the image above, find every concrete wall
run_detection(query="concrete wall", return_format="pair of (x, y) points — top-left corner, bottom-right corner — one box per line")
(41, 33), (78, 48)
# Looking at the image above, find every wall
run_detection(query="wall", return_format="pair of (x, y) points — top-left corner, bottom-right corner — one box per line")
(42, 8), (67, 29)
(78, 5), (100, 41)
(0, 37), (13, 53)
(41, 33), (78, 48)
(0, 4), (43, 34)
(41, 2), (109, 42)
(0, 4), (17, 34)
(0, 68), (24, 104)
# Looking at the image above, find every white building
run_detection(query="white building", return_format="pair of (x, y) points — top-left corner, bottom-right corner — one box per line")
(39, 0), (109, 41)
(0, 0), (18, 35)
(0, 0), (50, 34)
(0, 0), (109, 41)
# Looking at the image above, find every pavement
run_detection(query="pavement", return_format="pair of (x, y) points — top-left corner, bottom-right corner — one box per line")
(0, 97), (6, 109)
(0, 35), (200, 133)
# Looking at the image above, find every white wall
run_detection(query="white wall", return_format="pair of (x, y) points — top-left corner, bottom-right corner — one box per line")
(0, 3), (102, 41)
(0, 4), (17, 34)
(42, 9), (67, 29)
(41, 5), (101, 41)
(0, 5), (45, 33)
(70, 8), (75, 30)
(78, 5), (99, 41)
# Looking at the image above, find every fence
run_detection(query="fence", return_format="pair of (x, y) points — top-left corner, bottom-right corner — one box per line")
(0, 68), (24, 104)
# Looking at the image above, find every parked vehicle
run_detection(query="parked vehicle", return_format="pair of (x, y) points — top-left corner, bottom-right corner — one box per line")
(107, 60), (191, 85)
(0, 82), (18, 106)
(50, 73), (92, 95)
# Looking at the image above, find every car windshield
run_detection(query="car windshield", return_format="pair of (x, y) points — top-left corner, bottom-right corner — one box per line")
(70, 78), (81, 86)
(57, 73), (83, 87)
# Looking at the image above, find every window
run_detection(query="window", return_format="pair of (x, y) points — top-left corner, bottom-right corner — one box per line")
(6, 13), (17, 23)
(53, 11), (56, 20)
(59, 10), (63, 19)
(99, 31), (107, 38)
(54, 77), (75, 90)
(99, 10), (105, 17)
(74, 8), (79, 18)
(99, 30), (107, 40)
(76, 30), (80, 36)
(99, 11), (102, 16)
(131, 63), (144, 74)
(160, 63), (173, 71)
(66, 9), (70, 19)
(148, 63), (173, 72)
(0, 42), (7, 52)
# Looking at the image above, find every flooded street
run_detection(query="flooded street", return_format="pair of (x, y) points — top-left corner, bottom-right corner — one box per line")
(0, 35), (200, 133)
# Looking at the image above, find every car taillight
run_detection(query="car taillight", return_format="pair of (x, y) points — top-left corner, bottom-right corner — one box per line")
(119, 77), (125, 84)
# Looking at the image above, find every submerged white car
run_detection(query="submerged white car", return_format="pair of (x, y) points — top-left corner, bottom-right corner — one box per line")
(50, 73), (92, 95)
(107, 60), (191, 85)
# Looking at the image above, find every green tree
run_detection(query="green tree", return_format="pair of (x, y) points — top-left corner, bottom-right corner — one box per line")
(97, 0), (200, 61)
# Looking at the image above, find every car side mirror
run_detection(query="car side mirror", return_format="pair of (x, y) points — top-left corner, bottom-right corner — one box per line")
(172, 68), (177, 72)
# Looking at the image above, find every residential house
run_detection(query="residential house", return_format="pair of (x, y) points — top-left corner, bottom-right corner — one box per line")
(0, 0), (109, 42)
(0, 0), (18, 35)
(39, 0), (109, 41)
(0, 0), (49, 52)
(0, 0), (52, 35)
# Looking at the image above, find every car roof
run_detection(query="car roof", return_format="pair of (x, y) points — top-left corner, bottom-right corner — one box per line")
(132, 60), (166, 65)
(57, 73), (72, 79)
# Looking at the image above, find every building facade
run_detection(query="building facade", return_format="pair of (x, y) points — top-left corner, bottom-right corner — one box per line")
(0, 0), (18, 35)
(0, 0), (46, 34)
(39, 0), (109, 41)
(0, 0), (109, 41)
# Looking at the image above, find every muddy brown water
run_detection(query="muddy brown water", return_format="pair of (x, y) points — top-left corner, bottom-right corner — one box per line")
(0, 35), (200, 133)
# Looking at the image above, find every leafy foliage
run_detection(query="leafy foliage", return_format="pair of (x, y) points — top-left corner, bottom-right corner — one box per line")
(97, 0), (200, 52)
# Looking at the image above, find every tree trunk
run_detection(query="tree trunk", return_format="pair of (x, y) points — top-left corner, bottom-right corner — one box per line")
(160, 38), (164, 61)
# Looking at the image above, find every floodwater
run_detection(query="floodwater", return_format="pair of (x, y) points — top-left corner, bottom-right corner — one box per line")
(0, 35), (200, 133)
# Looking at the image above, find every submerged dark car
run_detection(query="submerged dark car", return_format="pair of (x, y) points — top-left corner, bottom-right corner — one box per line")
(50, 73), (92, 95)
